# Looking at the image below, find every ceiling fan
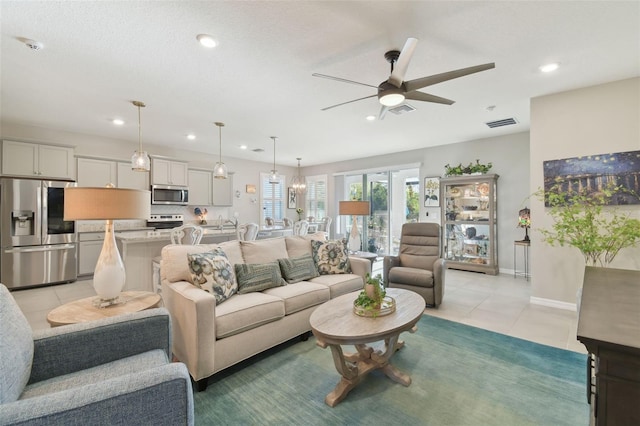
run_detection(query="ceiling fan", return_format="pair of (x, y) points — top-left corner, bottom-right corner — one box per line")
(313, 38), (495, 120)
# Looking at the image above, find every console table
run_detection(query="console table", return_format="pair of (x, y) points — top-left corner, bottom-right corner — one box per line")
(577, 266), (640, 425)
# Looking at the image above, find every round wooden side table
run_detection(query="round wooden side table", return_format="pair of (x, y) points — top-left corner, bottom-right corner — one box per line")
(47, 291), (162, 327)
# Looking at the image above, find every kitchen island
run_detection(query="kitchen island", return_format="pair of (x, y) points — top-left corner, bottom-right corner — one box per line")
(116, 228), (237, 292)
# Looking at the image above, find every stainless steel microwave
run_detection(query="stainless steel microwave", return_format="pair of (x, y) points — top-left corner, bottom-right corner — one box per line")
(151, 184), (189, 205)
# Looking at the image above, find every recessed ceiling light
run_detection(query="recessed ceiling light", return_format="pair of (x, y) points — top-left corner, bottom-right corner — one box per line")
(365, 115), (376, 121)
(112, 119), (124, 126)
(196, 34), (217, 48)
(539, 62), (560, 73)
(239, 145), (248, 150)
(187, 134), (196, 140)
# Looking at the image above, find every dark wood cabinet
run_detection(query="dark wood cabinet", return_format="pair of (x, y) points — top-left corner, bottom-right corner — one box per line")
(577, 266), (640, 425)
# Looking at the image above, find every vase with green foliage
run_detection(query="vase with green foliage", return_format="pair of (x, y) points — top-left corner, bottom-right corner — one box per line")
(536, 183), (640, 267)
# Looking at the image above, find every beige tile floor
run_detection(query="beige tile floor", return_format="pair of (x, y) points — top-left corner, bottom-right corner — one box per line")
(11, 266), (586, 354)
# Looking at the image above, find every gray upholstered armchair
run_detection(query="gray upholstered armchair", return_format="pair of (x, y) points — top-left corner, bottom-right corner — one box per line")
(383, 223), (446, 307)
(0, 284), (194, 425)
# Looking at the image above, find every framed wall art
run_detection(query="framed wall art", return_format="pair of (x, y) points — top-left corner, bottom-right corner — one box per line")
(287, 187), (297, 209)
(424, 177), (440, 207)
(543, 149), (640, 205)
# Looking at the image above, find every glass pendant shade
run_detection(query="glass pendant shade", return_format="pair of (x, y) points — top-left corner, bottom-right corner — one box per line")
(213, 122), (228, 179)
(268, 136), (279, 183)
(291, 157), (306, 193)
(131, 150), (151, 171)
(131, 100), (150, 172)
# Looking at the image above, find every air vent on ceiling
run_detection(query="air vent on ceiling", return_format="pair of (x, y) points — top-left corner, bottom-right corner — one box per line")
(485, 117), (519, 128)
(252, 148), (264, 152)
(389, 104), (416, 115)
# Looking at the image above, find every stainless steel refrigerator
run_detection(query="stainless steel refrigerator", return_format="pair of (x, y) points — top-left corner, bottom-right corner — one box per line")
(0, 178), (78, 289)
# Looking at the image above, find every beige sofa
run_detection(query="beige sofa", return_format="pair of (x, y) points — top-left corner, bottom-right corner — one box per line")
(160, 232), (371, 391)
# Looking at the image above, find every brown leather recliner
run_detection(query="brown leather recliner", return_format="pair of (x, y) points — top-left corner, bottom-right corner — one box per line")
(383, 222), (446, 307)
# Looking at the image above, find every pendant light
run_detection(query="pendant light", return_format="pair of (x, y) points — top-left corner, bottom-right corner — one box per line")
(291, 157), (307, 194)
(131, 100), (150, 172)
(213, 122), (228, 179)
(268, 136), (279, 183)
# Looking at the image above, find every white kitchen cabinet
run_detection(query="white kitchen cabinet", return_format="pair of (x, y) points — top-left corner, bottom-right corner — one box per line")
(212, 172), (234, 206)
(2, 140), (75, 180)
(117, 162), (149, 190)
(151, 158), (188, 186)
(78, 232), (105, 276)
(188, 169), (212, 206)
(77, 157), (117, 187)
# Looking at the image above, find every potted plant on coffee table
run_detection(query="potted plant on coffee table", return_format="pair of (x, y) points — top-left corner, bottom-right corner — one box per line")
(353, 274), (395, 317)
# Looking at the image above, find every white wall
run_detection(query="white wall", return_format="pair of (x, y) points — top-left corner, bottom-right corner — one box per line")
(530, 77), (640, 306)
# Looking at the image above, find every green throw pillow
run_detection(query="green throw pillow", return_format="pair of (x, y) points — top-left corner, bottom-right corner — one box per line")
(188, 248), (237, 304)
(235, 262), (286, 294)
(278, 254), (319, 284)
(311, 239), (352, 275)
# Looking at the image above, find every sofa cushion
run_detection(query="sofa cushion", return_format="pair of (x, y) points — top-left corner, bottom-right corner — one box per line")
(215, 293), (285, 339)
(388, 266), (434, 288)
(20, 349), (167, 400)
(240, 238), (288, 264)
(284, 232), (328, 258)
(309, 274), (364, 299)
(0, 284), (34, 404)
(263, 282), (330, 315)
(235, 262), (286, 294)
(278, 254), (319, 284)
(187, 249), (237, 304)
(311, 239), (352, 275)
(161, 241), (244, 285)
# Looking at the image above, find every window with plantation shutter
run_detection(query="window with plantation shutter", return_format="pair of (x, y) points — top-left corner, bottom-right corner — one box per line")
(305, 175), (327, 219)
(260, 172), (285, 223)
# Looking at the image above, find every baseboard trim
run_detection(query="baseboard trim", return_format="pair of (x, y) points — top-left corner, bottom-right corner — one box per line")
(530, 296), (577, 311)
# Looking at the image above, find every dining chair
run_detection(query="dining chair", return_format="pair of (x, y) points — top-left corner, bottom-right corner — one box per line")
(237, 223), (259, 241)
(153, 224), (204, 294)
(265, 217), (274, 226)
(293, 220), (309, 235)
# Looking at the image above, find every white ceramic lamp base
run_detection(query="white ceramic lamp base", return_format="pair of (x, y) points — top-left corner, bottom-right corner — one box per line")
(93, 220), (126, 307)
(348, 216), (361, 253)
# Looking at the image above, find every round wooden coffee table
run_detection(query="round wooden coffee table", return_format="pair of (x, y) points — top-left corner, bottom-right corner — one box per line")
(47, 291), (162, 327)
(310, 288), (424, 407)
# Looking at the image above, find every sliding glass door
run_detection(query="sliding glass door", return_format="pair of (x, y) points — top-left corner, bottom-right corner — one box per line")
(343, 167), (418, 256)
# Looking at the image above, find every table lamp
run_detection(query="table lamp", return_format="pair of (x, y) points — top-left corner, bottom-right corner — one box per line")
(65, 186), (150, 306)
(339, 201), (370, 252)
(518, 207), (531, 242)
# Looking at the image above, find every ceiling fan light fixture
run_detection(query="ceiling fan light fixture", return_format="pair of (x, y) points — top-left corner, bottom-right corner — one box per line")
(379, 91), (405, 107)
(131, 100), (150, 172)
(213, 122), (228, 179)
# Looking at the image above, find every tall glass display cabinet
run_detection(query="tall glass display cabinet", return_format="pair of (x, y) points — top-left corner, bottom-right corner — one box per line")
(441, 174), (499, 274)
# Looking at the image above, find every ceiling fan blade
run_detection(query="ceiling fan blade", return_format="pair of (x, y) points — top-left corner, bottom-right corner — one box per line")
(312, 73), (379, 89)
(388, 37), (418, 88)
(378, 104), (389, 121)
(320, 94), (378, 111)
(405, 91), (455, 105)
(404, 62), (495, 92)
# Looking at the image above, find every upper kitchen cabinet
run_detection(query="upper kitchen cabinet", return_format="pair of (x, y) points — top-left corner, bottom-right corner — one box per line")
(76, 157), (117, 187)
(117, 162), (149, 190)
(2, 140), (75, 180)
(188, 169), (212, 206)
(151, 157), (188, 186)
(212, 172), (234, 206)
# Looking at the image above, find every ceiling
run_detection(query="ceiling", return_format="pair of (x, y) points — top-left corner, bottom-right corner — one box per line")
(2, 1), (639, 167)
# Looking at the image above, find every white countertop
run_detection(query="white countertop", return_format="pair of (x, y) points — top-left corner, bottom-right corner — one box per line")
(115, 228), (238, 243)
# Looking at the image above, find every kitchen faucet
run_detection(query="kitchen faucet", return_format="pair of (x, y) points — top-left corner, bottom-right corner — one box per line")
(218, 215), (224, 230)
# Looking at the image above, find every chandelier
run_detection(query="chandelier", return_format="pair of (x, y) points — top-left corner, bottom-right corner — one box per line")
(268, 136), (279, 183)
(213, 122), (228, 179)
(131, 101), (150, 171)
(291, 157), (307, 194)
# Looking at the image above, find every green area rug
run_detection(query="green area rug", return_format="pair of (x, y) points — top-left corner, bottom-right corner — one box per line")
(194, 315), (588, 425)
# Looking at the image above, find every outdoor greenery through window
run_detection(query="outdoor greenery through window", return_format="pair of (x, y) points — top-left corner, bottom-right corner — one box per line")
(305, 175), (327, 220)
(260, 172), (285, 224)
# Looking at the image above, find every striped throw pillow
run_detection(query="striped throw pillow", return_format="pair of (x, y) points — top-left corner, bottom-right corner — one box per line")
(278, 254), (319, 284)
(235, 262), (286, 294)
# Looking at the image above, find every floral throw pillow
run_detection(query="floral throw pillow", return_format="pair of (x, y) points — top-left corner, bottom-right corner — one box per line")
(187, 248), (237, 305)
(311, 239), (352, 275)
